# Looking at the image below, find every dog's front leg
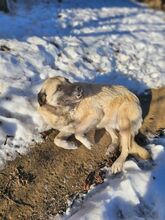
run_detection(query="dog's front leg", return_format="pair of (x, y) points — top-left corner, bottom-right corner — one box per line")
(75, 116), (99, 150)
(54, 125), (77, 150)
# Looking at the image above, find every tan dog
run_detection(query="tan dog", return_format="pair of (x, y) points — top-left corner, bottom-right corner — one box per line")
(38, 76), (150, 173)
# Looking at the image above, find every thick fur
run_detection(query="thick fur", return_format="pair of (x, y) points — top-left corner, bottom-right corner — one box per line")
(38, 76), (150, 173)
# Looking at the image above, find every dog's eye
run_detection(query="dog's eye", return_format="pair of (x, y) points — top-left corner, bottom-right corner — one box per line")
(57, 85), (62, 91)
(76, 86), (82, 92)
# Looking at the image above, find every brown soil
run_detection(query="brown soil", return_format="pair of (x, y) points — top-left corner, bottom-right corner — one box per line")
(0, 87), (165, 220)
(137, 0), (165, 10)
(139, 87), (165, 135)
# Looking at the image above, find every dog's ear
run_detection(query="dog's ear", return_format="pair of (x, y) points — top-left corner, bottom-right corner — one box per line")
(63, 77), (71, 83)
(73, 86), (83, 99)
(38, 92), (47, 106)
(57, 76), (71, 83)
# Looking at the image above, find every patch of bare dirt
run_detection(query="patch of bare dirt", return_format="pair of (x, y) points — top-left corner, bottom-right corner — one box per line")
(0, 129), (115, 220)
(0, 87), (165, 220)
(139, 87), (165, 136)
(137, 0), (165, 10)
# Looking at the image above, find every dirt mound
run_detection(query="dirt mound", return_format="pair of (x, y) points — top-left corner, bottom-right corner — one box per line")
(137, 0), (165, 10)
(0, 88), (165, 220)
(139, 87), (165, 136)
(0, 129), (114, 219)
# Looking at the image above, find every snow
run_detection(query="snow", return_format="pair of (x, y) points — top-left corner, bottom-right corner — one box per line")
(60, 144), (165, 220)
(0, 0), (165, 219)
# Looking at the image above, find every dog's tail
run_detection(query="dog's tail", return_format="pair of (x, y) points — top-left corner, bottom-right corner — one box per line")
(129, 141), (151, 160)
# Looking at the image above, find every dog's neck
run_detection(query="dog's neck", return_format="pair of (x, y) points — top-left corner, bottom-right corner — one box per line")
(43, 103), (76, 116)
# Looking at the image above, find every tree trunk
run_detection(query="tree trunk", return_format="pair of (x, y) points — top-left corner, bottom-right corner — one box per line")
(0, 0), (9, 13)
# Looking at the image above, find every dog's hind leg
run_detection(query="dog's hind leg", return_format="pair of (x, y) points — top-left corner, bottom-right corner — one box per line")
(111, 131), (130, 173)
(111, 115), (131, 174)
(105, 128), (119, 156)
(129, 140), (151, 160)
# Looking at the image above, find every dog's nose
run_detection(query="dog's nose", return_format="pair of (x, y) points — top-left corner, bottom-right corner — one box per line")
(38, 92), (46, 106)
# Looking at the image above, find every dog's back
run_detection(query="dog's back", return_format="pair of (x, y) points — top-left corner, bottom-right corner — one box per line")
(72, 84), (142, 134)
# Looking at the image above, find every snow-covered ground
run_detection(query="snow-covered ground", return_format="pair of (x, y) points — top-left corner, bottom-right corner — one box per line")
(0, 0), (165, 219)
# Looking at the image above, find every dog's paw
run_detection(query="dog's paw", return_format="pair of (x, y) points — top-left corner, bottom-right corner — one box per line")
(84, 142), (93, 150)
(66, 142), (78, 150)
(111, 160), (123, 174)
(75, 134), (93, 150)
(54, 139), (77, 150)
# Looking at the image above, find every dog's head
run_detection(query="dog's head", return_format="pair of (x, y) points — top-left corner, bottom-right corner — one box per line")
(38, 76), (70, 106)
(38, 76), (83, 107)
(57, 83), (83, 106)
